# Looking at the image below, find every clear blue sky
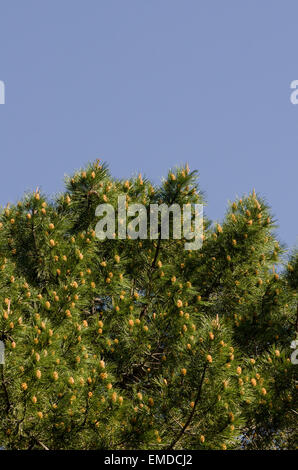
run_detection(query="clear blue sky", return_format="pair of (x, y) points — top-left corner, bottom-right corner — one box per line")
(0, 1), (297, 249)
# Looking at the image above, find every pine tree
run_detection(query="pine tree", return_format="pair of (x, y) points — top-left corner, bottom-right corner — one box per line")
(0, 161), (297, 450)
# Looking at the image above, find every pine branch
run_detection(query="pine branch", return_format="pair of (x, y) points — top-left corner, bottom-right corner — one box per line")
(166, 363), (208, 450)
(1, 366), (11, 414)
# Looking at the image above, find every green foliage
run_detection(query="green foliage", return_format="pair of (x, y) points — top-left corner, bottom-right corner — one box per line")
(0, 162), (297, 450)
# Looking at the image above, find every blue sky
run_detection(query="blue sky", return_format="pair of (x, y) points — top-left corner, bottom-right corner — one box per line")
(0, 1), (297, 249)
